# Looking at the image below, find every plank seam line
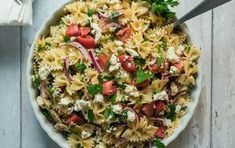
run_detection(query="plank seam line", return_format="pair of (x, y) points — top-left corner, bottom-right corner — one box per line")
(20, 26), (22, 148)
(210, 9), (214, 148)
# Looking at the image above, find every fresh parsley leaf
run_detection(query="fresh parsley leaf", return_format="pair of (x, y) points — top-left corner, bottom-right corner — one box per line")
(41, 109), (53, 122)
(156, 53), (163, 66)
(110, 94), (117, 104)
(104, 107), (115, 120)
(87, 9), (93, 17)
(153, 139), (166, 148)
(87, 84), (102, 96)
(146, 0), (179, 19)
(75, 63), (86, 73)
(165, 104), (176, 121)
(115, 82), (126, 89)
(134, 58), (145, 65)
(77, 90), (84, 98)
(33, 73), (41, 88)
(120, 110), (128, 121)
(64, 36), (70, 43)
(136, 69), (153, 84)
(88, 109), (95, 122)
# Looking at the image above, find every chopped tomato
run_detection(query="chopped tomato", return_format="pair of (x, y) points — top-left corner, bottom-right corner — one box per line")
(80, 27), (91, 36)
(149, 64), (159, 73)
(118, 55), (135, 72)
(66, 24), (80, 37)
(116, 26), (131, 43)
(154, 100), (166, 114)
(66, 112), (83, 125)
(172, 60), (184, 71)
(155, 127), (165, 139)
(77, 35), (96, 49)
(142, 103), (154, 117)
(97, 54), (110, 68)
(102, 80), (117, 96)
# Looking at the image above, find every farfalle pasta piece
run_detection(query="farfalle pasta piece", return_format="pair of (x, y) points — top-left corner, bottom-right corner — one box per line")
(122, 117), (157, 142)
(68, 134), (95, 148)
(130, 19), (150, 33)
(151, 79), (168, 90)
(138, 41), (152, 58)
(84, 68), (99, 84)
(183, 46), (201, 61)
(69, 74), (86, 95)
(91, 102), (107, 124)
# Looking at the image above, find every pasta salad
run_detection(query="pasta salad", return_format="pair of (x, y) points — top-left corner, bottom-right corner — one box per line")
(32, 0), (200, 147)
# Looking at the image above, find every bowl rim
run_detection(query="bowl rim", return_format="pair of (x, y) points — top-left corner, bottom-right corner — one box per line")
(26, 2), (202, 147)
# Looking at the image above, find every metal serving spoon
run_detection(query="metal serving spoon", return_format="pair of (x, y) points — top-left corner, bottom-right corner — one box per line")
(174, 0), (232, 27)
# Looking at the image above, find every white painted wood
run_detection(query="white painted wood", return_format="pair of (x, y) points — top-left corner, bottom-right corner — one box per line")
(0, 27), (21, 148)
(21, 0), (68, 148)
(212, 1), (235, 148)
(168, 0), (212, 147)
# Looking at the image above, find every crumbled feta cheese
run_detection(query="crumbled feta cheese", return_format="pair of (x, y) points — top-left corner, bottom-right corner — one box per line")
(153, 91), (169, 101)
(81, 130), (91, 139)
(36, 96), (44, 107)
(106, 126), (117, 133)
(109, 54), (121, 72)
(118, 70), (129, 79)
(166, 47), (179, 63)
(175, 105), (182, 112)
(90, 23), (102, 41)
(112, 104), (122, 114)
(114, 40), (124, 46)
(52, 87), (61, 97)
(59, 97), (74, 105)
(126, 48), (140, 57)
(176, 45), (185, 56)
(127, 111), (135, 122)
(124, 85), (140, 97)
(74, 99), (90, 111)
(163, 118), (172, 127)
(94, 94), (104, 103)
(169, 66), (179, 76)
(38, 65), (50, 80)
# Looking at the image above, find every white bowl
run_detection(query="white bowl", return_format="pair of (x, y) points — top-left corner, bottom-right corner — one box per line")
(26, 2), (202, 147)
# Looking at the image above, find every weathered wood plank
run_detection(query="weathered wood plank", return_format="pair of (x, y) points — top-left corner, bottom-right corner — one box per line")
(212, 1), (235, 148)
(21, 0), (68, 148)
(168, 0), (212, 147)
(0, 27), (21, 148)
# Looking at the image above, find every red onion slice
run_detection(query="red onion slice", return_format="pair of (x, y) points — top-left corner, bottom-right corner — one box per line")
(69, 42), (89, 60)
(63, 58), (73, 81)
(88, 50), (103, 73)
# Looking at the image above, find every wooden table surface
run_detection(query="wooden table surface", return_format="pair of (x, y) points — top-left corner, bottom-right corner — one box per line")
(0, 0), (234, 147)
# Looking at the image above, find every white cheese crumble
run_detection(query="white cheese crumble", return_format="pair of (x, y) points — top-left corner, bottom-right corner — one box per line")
(94, 94), (104, 103)
(114, 40), (124, 46)
(166, 47), (179, 63)
(176, 45), (185, 56)
(74, 99), (90, 111)
(117, 70), (129, 79)
(52, 87), (61, 98)
(36, 96), (44, 107)
(90, 23), (102, 42)
(127, 111), (135, 122)
(109, 54), (121, 72)
(81, 130), (91, 139)
(163, 118), (172, 127)
(59, 97), (74, 105)
(153, 91), (169, 101)
(126, 48), (140, 57)
(106, 126), (117, 133)
(175, 105), (182, 112)
(169, 66), (179, 76)
(112, 104), (122, 114)
(124, 85), (140, 97)
(38, 65), (50, 80)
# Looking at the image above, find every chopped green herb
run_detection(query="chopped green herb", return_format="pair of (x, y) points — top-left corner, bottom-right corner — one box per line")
(87, 9), (93, 17)
(120, 110), (128, 121)
(165, 104), (176, 121)
(41, 109), (53, 122)
(146, 0), (179, 19)
(64, 36), (70, 43)
(134, 58), (145, 65)
(115, 82), (126, 89)
(153, 139), (166, 148)
(156, 53), (163, 66)
(33, 73), (41, 88)
(110, 94), (117, 104)
(77, 90), (84, 98)
(185, 45), (191, 53)
(104, 107), (115, 121)
(47, 87), (54, 96)
(102, 75), (113, 81)
(87, 84), (102, 96)
(136, 69), (154, 84)
(75, 63), (86, 73)
(88, 109), (95, 122)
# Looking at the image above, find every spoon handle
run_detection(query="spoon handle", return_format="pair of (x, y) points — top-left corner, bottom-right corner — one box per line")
(174, 0), (231, 27)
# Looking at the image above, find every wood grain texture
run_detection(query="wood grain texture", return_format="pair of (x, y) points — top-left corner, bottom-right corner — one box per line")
(21, 1), (68, 148)
(0, 27), (21, 148)
(168, 0), (212, 147)
(212, 1), (235, 148)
